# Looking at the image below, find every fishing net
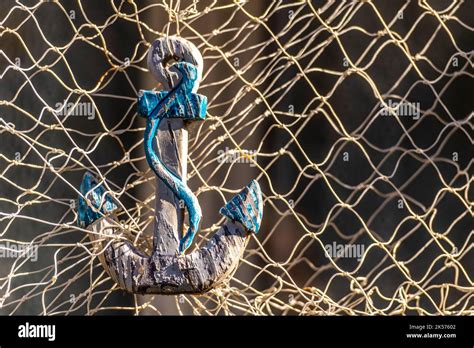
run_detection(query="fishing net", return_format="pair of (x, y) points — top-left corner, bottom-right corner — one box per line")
(0, 0), (472, 315)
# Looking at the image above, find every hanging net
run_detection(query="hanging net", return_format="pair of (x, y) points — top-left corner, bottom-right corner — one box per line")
(0, 0), (472, 315)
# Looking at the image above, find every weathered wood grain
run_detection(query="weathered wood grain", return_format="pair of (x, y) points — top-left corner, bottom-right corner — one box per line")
(152, 118), (187, 254)
(89, 215), (249, 294)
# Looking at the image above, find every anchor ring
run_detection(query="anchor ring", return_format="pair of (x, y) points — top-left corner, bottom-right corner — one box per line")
(147, 36), (203, 91)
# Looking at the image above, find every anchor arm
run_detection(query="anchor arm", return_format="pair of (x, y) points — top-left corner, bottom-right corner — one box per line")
(89, 215), (248, 294)
(79, 173), (262, 294)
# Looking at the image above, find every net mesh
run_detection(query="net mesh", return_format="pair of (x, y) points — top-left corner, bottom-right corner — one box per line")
(0, 0), (472, 315)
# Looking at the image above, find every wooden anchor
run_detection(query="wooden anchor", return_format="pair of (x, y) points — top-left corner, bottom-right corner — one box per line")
(77, 37), (263, 294)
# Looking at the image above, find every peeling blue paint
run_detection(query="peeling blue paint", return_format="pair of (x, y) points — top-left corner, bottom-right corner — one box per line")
(219, 180), (263, 234)
(78, 172), (118, 227)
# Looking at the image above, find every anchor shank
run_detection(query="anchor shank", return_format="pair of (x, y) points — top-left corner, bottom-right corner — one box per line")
(153, 118), (187, 254)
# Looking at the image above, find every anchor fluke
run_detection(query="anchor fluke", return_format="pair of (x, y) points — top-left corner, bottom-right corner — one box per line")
(220, 179), (263, 234)
(77, 172), (118, 228)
